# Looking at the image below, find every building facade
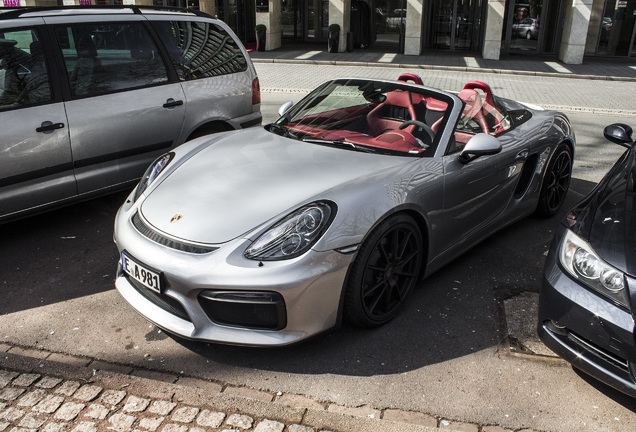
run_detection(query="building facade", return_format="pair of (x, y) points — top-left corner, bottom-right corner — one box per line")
(3, 0), (635, 63)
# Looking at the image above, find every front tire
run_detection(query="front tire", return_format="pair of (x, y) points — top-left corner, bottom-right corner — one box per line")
(344, 214), (423, 327)
(535, 143), (572, 217)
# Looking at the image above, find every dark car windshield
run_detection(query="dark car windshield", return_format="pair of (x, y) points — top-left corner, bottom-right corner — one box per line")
(269, 79), (455, 157)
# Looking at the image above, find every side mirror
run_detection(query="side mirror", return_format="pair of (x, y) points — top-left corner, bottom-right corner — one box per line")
(278, 101), (294, 117)
(458, 133), (502, 164)
(604, 123), (633, 148)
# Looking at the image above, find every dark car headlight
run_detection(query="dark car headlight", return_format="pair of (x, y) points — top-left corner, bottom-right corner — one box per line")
(559, 229), (630, 309)
(133, 153), (174, 202)
(245, 201), (335, 261)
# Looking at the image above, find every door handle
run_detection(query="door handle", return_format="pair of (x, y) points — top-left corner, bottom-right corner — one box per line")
(36, 122), (65, 133)
(515, 149), (529, 161)
(163, 98), (184, 108)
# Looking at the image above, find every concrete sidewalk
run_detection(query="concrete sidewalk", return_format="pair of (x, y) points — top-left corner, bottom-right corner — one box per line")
(249, 43), (636, 81)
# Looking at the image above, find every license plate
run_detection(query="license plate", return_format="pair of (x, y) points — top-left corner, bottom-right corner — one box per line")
(121, 252), (163, 294)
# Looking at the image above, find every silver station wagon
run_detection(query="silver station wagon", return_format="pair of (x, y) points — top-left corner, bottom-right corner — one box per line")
(0, 6), (261, 222)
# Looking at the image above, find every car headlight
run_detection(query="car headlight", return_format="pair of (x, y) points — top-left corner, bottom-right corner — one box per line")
(245, 201), (335, 261)
(559, 229), (630, 308)
(133, 153), (174, 202)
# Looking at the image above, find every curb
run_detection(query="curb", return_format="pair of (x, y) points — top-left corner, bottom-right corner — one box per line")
(0, 346), (506, 432)
(251, 58), (636, 82)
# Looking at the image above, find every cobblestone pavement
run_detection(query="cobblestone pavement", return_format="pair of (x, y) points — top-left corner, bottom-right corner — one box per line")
(0, 349), (532, 432)
(0, 368), (314, 432)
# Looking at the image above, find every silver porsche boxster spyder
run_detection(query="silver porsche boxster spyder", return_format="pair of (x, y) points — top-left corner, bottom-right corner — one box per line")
(114, 74), (575, 346)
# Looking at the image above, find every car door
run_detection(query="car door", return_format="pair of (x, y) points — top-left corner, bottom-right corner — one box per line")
(46, 17), (186, 195)
(0, 23), (75, 220)
(438, 133), (525, 253)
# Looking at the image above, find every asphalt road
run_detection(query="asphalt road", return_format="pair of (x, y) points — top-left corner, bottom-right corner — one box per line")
(1, 75), (635, 431)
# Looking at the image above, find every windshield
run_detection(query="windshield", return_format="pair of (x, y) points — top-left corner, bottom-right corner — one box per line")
(269, 79), (455, 156)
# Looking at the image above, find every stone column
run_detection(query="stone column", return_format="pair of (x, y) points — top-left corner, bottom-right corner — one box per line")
(199, 0), (216, 17)
(404, 0), (424, 55)
(255, 0), (282, 50)
(329, 0), (351, 52)
(559, 0), (593, 64)
(482, 0), (505, 60)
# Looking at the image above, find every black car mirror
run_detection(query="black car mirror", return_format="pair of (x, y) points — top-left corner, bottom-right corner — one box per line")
(604, 123), (633, 148)
(458, 133), (502, 164)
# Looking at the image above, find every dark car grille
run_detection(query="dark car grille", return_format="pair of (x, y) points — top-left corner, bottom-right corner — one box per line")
(126, 275), (191, 322)
(569, 331), (629, 372)
(131, 212), (218, 254)
(198, 291), (286, 330)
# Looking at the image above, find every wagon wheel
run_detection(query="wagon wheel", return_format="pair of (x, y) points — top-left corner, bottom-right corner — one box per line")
(535, 143), (572, 217)
(344, 214), (423, 327)
(525, 31), (532, 40)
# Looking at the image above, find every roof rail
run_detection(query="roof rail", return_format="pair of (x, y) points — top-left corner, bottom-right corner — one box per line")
(0, 5), (214, 21)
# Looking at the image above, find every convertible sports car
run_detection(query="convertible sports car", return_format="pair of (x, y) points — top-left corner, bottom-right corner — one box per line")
(114, 74), (575, 346)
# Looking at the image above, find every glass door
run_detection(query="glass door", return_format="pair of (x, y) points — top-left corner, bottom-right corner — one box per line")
(373, 0), (406, 47)
(501, 0), (564, 54)
(218, 0), (256, 42)
(597, 0), (636, 56)
(454, 0), (483, 50)
(505, 0), (544, 52)
(430, 0), (483, 50)
(281, 0), (327, 41)
(282, 0), (303, 39)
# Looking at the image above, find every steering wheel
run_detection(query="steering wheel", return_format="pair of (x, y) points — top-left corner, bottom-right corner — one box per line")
(399, 120), (435, 145)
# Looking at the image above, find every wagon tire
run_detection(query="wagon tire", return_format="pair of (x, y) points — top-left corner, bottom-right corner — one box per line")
(535, 143), (572, 218)
(344, 214), (423, 327)
(525, 31), (532, 40)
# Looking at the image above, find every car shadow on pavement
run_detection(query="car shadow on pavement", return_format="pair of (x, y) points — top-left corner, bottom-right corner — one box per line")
(573, 368), (636, 412)
(0, 190), (128, 315)
(163, 178), (598, 377)
(0, 177), (604, 379)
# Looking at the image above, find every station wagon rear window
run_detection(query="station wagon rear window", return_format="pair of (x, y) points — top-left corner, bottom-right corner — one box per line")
(151, 20), (248, 80)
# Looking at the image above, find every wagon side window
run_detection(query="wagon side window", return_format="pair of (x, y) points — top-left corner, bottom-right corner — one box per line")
(55, 22), (169, 98)
(150, 20), (248, 81)
(0, 27), (52, 110)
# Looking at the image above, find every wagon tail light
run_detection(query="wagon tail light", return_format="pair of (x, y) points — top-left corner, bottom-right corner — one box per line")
(252, 78), (261, 106)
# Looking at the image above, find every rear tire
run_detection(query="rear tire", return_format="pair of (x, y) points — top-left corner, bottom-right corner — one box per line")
(535, 143), (572, 217)
(344, 214), (423, 327)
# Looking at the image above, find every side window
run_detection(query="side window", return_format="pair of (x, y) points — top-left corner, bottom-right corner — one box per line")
(151, 20), (247, 81)
(55, 22), (169, 98)
(0, 27), (51, 110)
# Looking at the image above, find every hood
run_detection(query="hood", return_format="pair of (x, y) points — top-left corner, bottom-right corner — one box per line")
(140, 128), (408, 244)
(576, 148), (636, 275)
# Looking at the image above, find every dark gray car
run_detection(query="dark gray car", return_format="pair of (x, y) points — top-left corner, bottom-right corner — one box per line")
(539, 124), (636, 398)
(0, 6), (261, 222)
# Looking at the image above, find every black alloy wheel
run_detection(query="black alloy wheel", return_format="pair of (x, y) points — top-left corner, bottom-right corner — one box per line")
(344, 214), (423, 327)
(536, 144), (572, 217)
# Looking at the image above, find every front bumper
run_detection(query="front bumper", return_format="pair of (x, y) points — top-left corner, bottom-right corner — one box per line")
(114, 203), (355, 347)
(538, 226), (636, 397)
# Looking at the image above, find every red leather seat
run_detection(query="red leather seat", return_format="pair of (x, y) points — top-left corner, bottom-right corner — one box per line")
(366, 89), (417, 137)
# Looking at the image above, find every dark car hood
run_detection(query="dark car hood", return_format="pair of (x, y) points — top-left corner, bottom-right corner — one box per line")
(574, 148), (636, 275)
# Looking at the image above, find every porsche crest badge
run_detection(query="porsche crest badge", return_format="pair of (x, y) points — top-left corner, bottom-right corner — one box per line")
(170, 214), (184, 224)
